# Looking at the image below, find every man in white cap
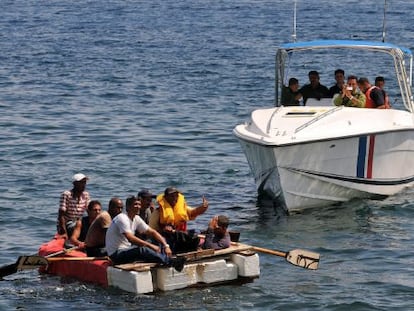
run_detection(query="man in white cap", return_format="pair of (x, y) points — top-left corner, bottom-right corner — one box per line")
(57, 173), (90, 240)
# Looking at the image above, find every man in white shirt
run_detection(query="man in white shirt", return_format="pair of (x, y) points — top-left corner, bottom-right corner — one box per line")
(106, 196), (185, 271)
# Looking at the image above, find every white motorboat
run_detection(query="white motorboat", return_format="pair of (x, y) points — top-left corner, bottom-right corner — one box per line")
(233, 40), (414, 212)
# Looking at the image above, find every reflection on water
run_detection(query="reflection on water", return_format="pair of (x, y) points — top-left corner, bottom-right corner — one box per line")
(256, 194), (288, 220)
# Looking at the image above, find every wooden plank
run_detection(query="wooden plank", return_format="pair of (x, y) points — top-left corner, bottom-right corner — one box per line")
(237, 249), (257, 256)
(114, 243), (256, 272)
(176, 249), (214, 261)
(115, 262), (157, 272)
(177, 243), (255, 260)
(213, 243), (254, 256)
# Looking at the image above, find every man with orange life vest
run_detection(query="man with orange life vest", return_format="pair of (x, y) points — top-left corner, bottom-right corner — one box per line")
(149, 187), (208, 253)
(357, 77), (389, 109)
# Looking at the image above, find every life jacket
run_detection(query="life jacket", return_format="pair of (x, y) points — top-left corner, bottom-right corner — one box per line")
(365, 86), (377, 108)
(365, 86), (389, 109)
(157, 193), (189, 231)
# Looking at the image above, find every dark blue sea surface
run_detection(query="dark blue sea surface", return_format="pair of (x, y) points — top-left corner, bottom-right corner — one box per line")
(1, 1), (414, 310)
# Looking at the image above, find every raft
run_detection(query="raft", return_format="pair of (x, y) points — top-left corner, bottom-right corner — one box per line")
(38, 237), (260, 294)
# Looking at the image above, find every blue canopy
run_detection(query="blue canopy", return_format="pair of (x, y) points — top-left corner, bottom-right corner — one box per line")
(279, 40), (412, 56)
(274, 39), (414, 112)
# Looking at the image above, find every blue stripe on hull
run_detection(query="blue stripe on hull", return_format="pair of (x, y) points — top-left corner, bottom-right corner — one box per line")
(357, 136), (367, 178)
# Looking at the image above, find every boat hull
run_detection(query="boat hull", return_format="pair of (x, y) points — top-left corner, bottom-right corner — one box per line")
(234, 40), (414, 212)
(236, 129), (414, 211)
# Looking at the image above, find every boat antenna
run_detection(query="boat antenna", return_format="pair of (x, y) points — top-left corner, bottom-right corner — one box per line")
(292, 0), (297, 42)
(382, 0), (387, 42)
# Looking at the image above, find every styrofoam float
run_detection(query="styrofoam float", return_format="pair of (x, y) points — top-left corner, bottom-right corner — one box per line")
(38, 237), (260, 294)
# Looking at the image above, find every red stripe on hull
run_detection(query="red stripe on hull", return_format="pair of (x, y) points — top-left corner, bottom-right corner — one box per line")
(366, 135), (375, 179)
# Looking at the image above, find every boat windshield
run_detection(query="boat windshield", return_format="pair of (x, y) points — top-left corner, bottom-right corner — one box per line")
(275, 40), (414, 112)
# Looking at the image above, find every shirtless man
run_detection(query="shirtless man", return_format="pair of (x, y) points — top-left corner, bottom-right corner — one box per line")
(69, 200), (102, 249)
(84, 197), (123, 257)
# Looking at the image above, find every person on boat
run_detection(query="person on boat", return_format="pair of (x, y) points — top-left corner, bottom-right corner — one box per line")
(357, 77), (389, 109)
(375, 76), (391, 108)
(57, 173), (90, 239)
(328, 69), (345, 97)
(333, 75), (366, 108)
(105, 196), (185, 271)
(69, 200), (102, 249)
(281, 77), (300, 106)
(149, 187), (208, 254)
(296, 70), (329, 105)
(202, 215), (231, 250)
(137, 188), (156, 224)
(149, 187), (208, 233)
(134, 189), (157, 241)
(84, 197), (124, 257)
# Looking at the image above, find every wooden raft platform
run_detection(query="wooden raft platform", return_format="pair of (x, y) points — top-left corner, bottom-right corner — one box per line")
(107, 242), (260, 293)
(39, 238), (260, 294)
(114, 243), (255, 272)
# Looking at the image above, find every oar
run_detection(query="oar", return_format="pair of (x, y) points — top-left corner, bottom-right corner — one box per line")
(16, 255), (108, 266)
(45, 246), (79, 258)
(252, 246), (320, 270)
(0, 255), (51, 278)
(0, 260), (22, 279)
(0, 246), (80, 279)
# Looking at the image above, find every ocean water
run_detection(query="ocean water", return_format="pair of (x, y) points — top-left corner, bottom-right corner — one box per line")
(1, 1), (414, 310)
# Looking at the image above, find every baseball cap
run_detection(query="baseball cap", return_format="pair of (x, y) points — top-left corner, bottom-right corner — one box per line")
(72, 173), (88, 182)
(137, 189), (156, 198)
(164, 187), (179, 195)
(217, 215), (230, 228)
